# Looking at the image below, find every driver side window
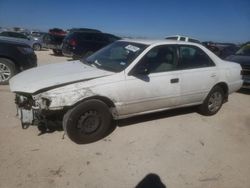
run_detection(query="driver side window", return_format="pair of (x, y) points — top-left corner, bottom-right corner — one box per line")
(136, 45), (177, 74)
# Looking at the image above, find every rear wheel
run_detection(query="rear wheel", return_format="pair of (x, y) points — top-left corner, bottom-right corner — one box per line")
(0, 58), (16, 85)
(199, 86), (224, 116)
(63, 99), (113, 144)
(52, 49), (62, 55)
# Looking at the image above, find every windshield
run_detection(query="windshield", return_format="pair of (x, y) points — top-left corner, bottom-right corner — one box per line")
(81, 41), (147, 72)
(236, 44), (250, 56)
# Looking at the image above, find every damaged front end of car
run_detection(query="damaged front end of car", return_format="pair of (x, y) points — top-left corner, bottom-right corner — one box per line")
(15, 93), (43, 129)
(15, 92), (65, 130)
(15, 85), (99, 130)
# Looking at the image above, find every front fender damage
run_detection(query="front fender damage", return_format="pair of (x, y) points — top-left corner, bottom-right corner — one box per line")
(34, 87), (95, 110)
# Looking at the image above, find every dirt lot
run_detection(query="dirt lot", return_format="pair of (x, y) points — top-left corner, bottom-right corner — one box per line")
(0, 50), (250, 188)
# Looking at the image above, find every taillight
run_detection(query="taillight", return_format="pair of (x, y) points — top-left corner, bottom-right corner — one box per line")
(69, 39), (77, 46)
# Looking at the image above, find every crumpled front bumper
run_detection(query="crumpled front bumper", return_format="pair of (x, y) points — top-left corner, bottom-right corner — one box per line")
(15, 94), (41, 128)
(17, 107), (39, 128)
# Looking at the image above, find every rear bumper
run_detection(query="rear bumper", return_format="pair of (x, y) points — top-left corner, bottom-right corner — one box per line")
(62, 45), (74, 57)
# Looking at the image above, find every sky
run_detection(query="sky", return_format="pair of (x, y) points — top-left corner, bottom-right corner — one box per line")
(0, 0), (249, 43)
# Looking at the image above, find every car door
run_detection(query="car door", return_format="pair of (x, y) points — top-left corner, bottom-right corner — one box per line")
(121, 45), (181, 115)
(177, 45), (218, 105)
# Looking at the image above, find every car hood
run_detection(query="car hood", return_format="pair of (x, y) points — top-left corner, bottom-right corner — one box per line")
(9, 61), (114, 94)
(225, 55), (250, 66)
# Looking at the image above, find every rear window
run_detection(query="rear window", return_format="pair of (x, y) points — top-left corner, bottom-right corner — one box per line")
(0, 32), (9, 36)
(64, 32), (78, 40)
(105, 34), (120, 42)
(236, 44), (250, 56)
(189, 38), (201, 44)
(77, 33), (107, 42)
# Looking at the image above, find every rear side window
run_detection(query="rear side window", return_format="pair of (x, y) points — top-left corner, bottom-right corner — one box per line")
(166, 37), (178, 40)
(78, 33), (103, 42)
(0, 32), (10, 36)
(178, 45), (215, 69)
(92, 34), (108, 42)
(105, 34), (120, 42)
(9, 32), (28, 39)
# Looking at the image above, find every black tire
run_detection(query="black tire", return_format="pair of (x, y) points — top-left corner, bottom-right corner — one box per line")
(199, 86), (224, 116)
(72, 55), (81, 60)
(33, 43), (41, 51)
(63, 99), (113, 144)
(0, 58), (16, 85)
(52, 49), (62, 55)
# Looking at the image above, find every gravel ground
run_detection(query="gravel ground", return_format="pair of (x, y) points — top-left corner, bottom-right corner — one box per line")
(0, 50), (250, 188)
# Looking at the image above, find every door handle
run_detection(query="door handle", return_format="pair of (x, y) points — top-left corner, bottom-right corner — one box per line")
(170, 78), (179, 83)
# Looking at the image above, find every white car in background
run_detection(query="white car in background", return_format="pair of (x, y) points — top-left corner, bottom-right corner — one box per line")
(166, 35), (201, 44)
(10, 39), (242, 144)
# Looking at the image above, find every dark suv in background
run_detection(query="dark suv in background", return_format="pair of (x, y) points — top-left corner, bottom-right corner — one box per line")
(62, 31), (121, 59)
(0, 39), (37, 84)
(226, 42), (250, 88)
(202, 42), (239, 59)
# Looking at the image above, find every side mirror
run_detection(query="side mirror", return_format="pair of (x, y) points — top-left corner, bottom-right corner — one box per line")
(130, 65), (150, 76)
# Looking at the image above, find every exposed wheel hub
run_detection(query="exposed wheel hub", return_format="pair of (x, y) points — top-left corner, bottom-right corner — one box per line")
(77, 110), (100, 134)
(0, 63), (11, 82)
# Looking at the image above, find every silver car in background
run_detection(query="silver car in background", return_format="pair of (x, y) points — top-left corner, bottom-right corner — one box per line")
(0, 31), (44, 51)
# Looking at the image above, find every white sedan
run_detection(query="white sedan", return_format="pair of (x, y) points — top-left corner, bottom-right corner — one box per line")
(10, 39), (243, 144)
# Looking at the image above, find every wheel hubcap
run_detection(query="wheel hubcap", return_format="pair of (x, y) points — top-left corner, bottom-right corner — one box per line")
(77, 110), (100, 134)
(0, 63), (11, 82)
(208, 91), (223, 112)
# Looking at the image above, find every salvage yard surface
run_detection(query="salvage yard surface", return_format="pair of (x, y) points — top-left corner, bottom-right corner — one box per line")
(0, 50), (250, 188)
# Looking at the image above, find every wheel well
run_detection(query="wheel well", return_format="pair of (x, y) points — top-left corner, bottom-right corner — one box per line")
(214, 82), (229, 101)
(0, 56), (15, 64)
(72, 95), (116, 108)
(0, 56), (17, 70)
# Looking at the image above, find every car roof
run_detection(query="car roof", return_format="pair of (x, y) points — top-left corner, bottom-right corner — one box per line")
(120, 38), (202, 46)
(166, 35), (186, 38)
(0, 38), (30, 47)
(1, 31), (23, 34)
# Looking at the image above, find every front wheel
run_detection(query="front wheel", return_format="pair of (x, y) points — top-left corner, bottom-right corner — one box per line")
(63, 99), (113, 144)
(199, 86), (224, 116)
(33, 43), (41, 51)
